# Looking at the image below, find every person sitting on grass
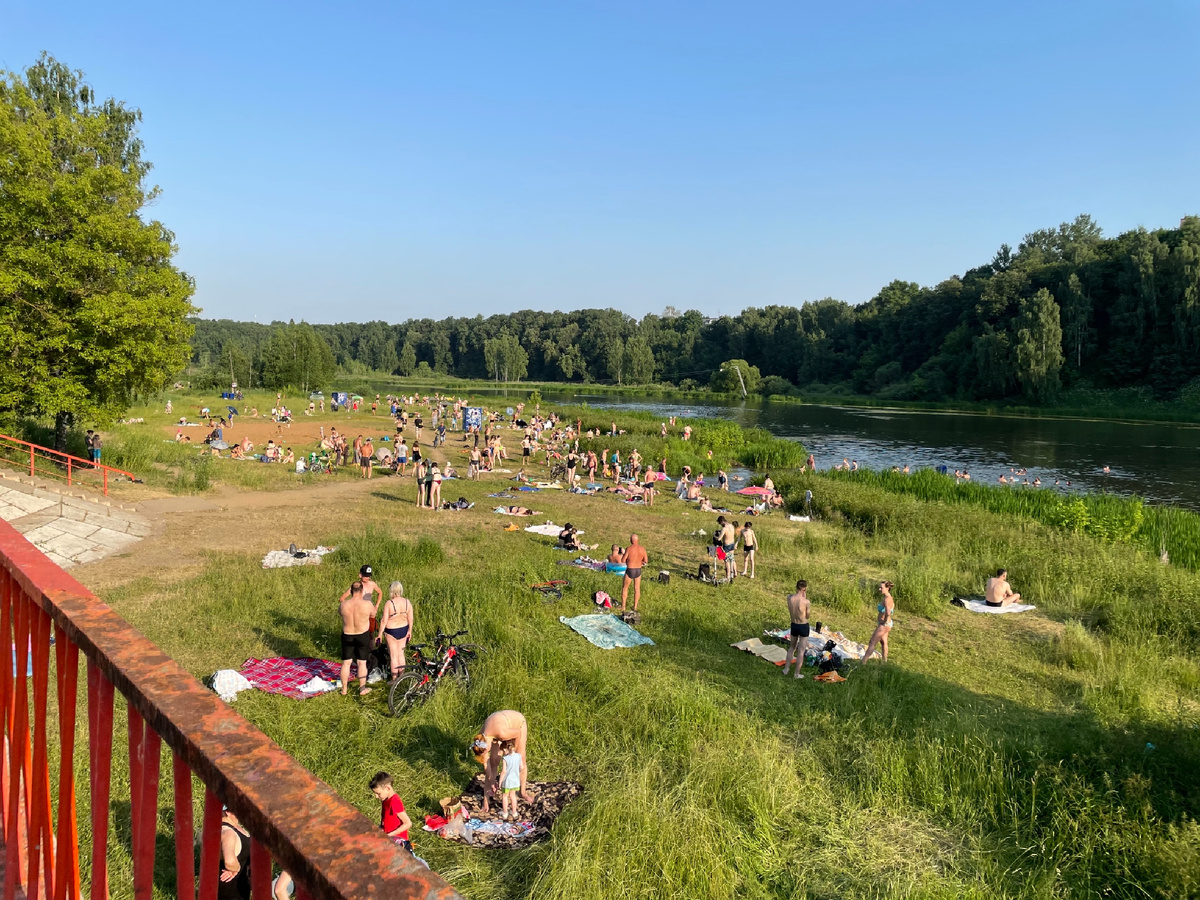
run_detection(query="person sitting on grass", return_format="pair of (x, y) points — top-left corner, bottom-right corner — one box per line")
(985, 568), (1022, 607)
(607, 544), (626, 565)
(229, 444), (244, 460)
(698, 496), (714, 513)
(558, 524), (582, 552)
(281, 448), (294, 465)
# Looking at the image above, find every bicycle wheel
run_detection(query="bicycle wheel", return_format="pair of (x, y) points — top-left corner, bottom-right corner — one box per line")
(451, 656), (471, 690)
(388, 671), (430, 715)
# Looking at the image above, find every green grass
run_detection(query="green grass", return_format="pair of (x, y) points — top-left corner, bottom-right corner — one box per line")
(811, 467), (1200, 572)
(74, 428), (1200, 899)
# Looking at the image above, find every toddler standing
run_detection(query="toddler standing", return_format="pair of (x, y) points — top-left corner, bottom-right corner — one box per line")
(497, 740), (523, 821)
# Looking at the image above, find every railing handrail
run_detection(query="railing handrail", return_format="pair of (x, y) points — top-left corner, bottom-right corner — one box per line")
(0, 432), (136, 483)
(0, 518), (462, 899)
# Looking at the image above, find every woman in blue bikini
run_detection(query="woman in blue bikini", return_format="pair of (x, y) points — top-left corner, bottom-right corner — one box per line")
(862, 581), (894, 662)
(377, 582), (414, 679)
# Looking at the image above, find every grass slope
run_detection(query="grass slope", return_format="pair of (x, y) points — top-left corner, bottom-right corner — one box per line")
(73, 404), (1200, 899)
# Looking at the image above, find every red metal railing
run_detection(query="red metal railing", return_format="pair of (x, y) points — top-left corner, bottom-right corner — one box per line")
(0, 434), (135, 497)
(0, 518), (462, 900)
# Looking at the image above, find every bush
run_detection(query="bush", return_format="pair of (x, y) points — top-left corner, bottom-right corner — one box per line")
(760, 375), (795, 397)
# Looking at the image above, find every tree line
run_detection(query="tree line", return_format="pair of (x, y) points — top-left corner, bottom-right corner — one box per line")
(192, 214), (1200, 403)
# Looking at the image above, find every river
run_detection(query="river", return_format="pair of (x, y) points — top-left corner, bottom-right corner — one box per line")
(466, 390), (1200, 510)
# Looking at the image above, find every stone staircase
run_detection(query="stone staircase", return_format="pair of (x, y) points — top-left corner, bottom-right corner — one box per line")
(0, 470), (152, 569)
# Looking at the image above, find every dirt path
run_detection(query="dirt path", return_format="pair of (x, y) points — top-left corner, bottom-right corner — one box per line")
(73, 473), (400, 592)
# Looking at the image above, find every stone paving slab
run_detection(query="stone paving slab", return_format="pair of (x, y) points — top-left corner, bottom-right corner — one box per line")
(0, 474), (154, 568)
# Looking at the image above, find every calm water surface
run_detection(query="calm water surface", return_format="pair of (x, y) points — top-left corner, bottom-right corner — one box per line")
(480, 391), (1200, 510)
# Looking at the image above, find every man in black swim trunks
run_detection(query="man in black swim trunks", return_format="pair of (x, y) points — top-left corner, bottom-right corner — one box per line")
(339, 581), (375, 696)
(781, 580), (810, 680)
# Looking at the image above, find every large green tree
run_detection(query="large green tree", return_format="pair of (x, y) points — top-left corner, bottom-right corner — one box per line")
(1013, 288), (1064, 401)
(260, 321), (335, 392)
(0, 55), (196, 448)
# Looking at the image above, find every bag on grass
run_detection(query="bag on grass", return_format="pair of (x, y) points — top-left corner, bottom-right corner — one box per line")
(594, 590), (613, 609)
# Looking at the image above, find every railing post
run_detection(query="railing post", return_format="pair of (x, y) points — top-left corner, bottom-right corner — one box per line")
(6, 591), (31, 900)
(28, 448), (33, 479)
(88, 662), (115, 900)
(197, 790), (223, 900)
(173, 756), (196, 900)
(53, 625), (81, 900)
(66, 458), (71, 488)
(28, 605), (55, 900)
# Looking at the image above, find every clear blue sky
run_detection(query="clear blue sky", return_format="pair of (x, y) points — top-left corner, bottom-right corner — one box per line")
(5, 1), (1199, 323)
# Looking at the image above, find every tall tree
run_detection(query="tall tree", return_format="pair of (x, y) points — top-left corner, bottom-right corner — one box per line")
(0, 54), (196, 448)
(1013, 289), (1064, 401)
(624, 336), (656, 384)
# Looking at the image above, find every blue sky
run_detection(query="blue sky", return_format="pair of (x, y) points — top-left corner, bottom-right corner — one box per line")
(4, 1), (1198, 323)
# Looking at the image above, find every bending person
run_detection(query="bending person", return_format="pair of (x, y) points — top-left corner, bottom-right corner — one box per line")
(472, 710), (532, 807)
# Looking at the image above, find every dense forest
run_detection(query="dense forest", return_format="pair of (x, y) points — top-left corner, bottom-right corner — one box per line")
(190, 215), (1200, 403)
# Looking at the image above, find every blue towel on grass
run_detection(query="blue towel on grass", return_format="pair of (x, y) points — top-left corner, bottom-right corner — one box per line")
(559, 614), (654, 649)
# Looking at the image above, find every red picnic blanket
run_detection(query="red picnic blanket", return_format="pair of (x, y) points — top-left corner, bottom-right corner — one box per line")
(238, 657), (342, 700)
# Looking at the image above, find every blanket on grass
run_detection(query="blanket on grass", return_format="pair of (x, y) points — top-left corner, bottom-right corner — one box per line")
(557, 557), (607, 570)
(525, 522), (584, 536)
(260, 546), (337, 569)
(429, 776), (583, 848)
(560, 614), (654, 649)
(763, 626), (868, 660)
(238, 657), (342, 699)
(953, 595), (1037, 614)
(730, 637), (789, 664)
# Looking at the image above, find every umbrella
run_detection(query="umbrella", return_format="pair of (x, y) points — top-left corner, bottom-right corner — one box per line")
(736, 486), (775, 497)
(227, 406), (238, 418)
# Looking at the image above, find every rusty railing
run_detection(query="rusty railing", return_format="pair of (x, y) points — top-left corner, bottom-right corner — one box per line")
(0, 518), (461, 899)
(0, 434), (135, 497)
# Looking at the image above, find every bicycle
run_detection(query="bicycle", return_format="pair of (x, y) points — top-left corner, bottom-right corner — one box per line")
(530, 579), (570, 600)
(388, 630), (481, 715)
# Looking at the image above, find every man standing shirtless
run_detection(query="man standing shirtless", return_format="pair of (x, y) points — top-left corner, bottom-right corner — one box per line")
(339, 581), (374, 696)
(621, 534), (648, 613)
(781, 580), (811, 679)
(341, 565), (384, 631)
(985, 568), (1022, 607)
(717, 516), (737, 581)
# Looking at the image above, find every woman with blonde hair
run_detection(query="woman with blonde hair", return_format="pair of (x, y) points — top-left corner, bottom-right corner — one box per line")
(377, 581), (413, 679)
(862, 581), (894, 662)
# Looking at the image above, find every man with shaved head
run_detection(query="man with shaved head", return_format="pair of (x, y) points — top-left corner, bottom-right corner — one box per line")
(621, 534), (649, 613)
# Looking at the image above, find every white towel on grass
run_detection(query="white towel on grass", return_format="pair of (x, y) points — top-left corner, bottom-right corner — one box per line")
(960, 598), (1037, 615)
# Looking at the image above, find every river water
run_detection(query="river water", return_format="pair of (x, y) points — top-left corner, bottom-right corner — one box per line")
(474, 390), (1200, 510)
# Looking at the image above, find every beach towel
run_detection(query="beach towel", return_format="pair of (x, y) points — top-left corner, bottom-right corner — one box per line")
(260, 546), (337, 569)
(559, 614), (654, 649)
(525, 523), (584, 536)
(953, 595), (1037, 614)
(557, 557), (607, 570)
(238, 657), (343, 699)
(730, 637), (789, 665)
(763, 627), (867, 660)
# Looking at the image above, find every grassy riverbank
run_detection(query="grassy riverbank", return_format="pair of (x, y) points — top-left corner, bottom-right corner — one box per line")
(72, 401), (1200, 899)
(232, 372), (1200, 426)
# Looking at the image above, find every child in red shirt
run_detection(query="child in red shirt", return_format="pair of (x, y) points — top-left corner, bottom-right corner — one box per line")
(369, 771), (412, 851)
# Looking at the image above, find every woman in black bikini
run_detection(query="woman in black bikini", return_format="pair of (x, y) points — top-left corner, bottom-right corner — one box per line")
(377, 582), (414, 679)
